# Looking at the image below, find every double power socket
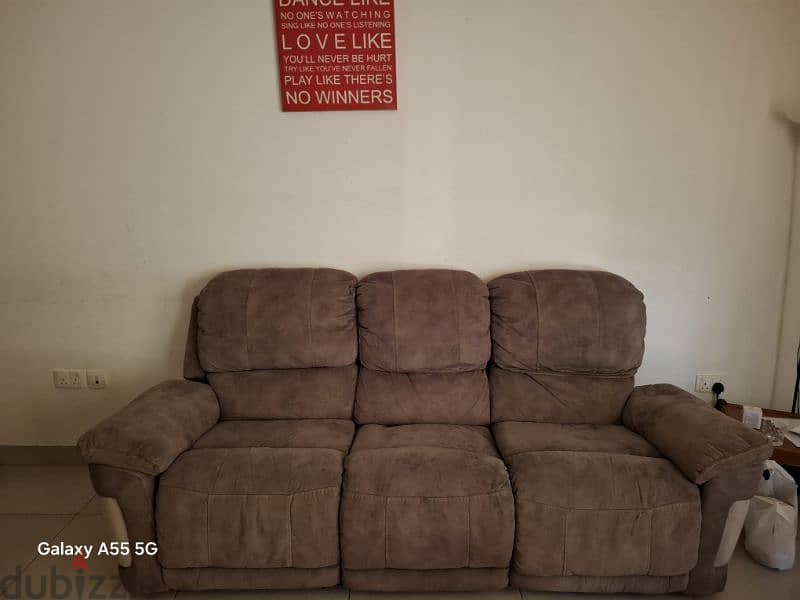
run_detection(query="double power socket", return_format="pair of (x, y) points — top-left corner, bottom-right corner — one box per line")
(53, 369), (107, 389)
(694, 373), (727, 394)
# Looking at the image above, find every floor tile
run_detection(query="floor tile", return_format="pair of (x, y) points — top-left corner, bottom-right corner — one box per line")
(2, 513), (174, 599)
(353, 592), (520, 600)
(714, 542), (799, 599)
(0, 446), (82, 466)
(0, 515), (71, 595)
(76, 495), (104, 517)
(521, 591), (676, 600)
(0, 466), (94, 515)
(177, 588), (348, 600)
(518, 540), (800, 600)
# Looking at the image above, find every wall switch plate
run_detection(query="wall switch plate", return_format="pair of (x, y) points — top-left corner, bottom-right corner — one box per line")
(86, 370), (107, 389)
(695, 373), (727, 394)
(53, 369), (85, 389)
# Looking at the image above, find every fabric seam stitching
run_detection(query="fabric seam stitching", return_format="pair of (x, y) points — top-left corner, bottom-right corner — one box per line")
(245, 271), (256, 370)
(205, 494), (210, 566)
(515, 499), (697, 511)
(466, 495), (471, 568)
(562, 510), (567, 576)
(344, 488), (509, 500)
(452, 271), (462, 366)
(161, 485), (340, 497)
(384, 497), (389, 568)
(525, 271), (541, 369)
(288, 492), (294, 568)
(391, 272), (399, 371)
(308, 269), (316, 367)
(589, 271), (604, 369)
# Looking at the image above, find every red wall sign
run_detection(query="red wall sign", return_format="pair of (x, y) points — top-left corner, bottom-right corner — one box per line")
(273, 0), (397, 112)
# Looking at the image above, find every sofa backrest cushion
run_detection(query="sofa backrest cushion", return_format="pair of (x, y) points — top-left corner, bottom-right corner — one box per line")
(355, 369), (490, 425)
(196, 268), (357, 372)
(208, 365), (357, 420)
(189, 268), (358, 420)
(183, 296), (206, 381)
(355, 269), (491, 425)
(357, 269), (490, 372)
(489, 270), (645, 424)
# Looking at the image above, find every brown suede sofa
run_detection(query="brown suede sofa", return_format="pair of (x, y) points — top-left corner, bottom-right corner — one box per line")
(78, 267), (771, 596)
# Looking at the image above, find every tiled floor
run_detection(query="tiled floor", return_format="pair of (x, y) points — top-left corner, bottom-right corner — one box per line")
(0, 465), (797, 599)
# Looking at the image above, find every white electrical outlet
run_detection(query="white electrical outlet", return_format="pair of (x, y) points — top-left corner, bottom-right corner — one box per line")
(53, 369), (85, 389)
(695, 373), (727, 394)
(86, 370), (108, 389)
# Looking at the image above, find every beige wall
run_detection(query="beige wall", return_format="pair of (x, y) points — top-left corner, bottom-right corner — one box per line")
(1, 0), (798, 444)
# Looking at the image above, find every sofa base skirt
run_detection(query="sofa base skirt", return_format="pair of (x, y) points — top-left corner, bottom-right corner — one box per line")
(343, 568), (508, 591)
(162, 566), (339, 590)
(510, 572), (689, 595)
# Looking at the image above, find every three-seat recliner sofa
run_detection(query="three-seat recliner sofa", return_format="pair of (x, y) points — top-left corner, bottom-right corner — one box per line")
(78, 267), (771, 596)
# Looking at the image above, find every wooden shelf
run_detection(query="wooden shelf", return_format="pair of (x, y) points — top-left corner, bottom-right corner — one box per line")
(717, 400), (800, 467)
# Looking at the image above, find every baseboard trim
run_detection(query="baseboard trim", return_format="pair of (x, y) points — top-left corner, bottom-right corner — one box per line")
(0, 445), (82, 465)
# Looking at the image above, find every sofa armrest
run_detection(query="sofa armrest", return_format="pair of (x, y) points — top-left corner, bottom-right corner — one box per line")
(87, 465), (168, 594)
(623, 384), (772, 484)
(78, 379), (219, 475)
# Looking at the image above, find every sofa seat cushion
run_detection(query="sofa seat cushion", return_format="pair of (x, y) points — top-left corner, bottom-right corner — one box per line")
(193, 419), (355, 453)
(156, 447), (342, 569)
(492, 422), (660, 459)
(341, 425), (514, 571)
(508, 451), (700, 578)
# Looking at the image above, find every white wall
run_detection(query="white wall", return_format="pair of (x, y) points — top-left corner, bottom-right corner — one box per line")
(770, 0), (800, 411)
(1, 0), (798, 445)
(774, 135), (800, 410)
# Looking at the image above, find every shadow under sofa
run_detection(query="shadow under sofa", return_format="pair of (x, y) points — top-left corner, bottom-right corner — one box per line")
(78, 267), (771, 596)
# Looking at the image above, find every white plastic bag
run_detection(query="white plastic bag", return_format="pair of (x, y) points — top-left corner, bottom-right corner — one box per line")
(744, 460), (798, 570)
